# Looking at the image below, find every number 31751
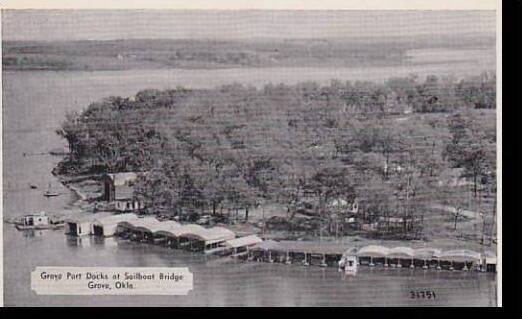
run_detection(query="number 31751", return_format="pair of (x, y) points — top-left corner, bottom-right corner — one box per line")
(410, 290), (436, 299)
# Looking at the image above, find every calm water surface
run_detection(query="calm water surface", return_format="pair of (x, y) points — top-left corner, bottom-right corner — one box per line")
(3, 56), (497, 306)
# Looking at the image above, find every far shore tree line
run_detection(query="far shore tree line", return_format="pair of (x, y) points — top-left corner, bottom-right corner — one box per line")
(56, 72), (496, 240)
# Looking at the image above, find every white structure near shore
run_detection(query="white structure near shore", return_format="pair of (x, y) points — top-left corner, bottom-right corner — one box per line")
(90, 213), (141, 237)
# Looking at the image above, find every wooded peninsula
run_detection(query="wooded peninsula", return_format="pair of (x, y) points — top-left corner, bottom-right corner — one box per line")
(55, 72), (496, 245)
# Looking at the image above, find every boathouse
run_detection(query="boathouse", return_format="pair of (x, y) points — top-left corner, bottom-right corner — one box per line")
(216, 234), (263, 256)
(113, 218), (236, 252)
(151, 221), (186, 247)
(413, 248), (442, 269)
(386, 246), (415, 268)
(250, 240), (351, 266)
(172, 225), (235, 252)
(437, 249), (482, 270)
(91, 213), (140, 237)
(64, 212), (113, 237)
(101, 172), (144, 212)
(119, 216), (165, 242)
(357, 245), (390, 266)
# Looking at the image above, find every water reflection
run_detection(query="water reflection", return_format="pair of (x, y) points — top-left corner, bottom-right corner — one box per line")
(21, 229), (45, 238)
(65, 235), (89, 247)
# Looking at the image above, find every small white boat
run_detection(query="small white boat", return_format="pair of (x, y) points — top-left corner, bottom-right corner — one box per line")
(43, 183), (60, 197)
(339, 254), (358, 276)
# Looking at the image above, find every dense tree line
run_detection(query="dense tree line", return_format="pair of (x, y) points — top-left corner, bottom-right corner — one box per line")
(57, 73), (496, 239)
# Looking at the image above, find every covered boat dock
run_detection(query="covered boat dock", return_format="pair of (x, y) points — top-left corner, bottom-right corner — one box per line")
(114, 218), (236, 252)
(91, 213), (141, 237)
(211, 234), (263, 256)
(65, 212), (113, 237)
(250, 240), (352, 266)
(249, 241), (494, 272)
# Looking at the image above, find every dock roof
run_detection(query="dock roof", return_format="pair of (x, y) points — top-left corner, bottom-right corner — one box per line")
(92, 213), (139, 225)
(252, 240), (350, 255)
(202, 227), (236, 244)
(357, 245), (390, 258)
(438, 249), (482, 262)
(115, 219), (235, 244)
(484, 251), (497, 264)
(387, 246), (415, 258)
(65, 212), (114, 224)
(251, 240), (282, 251)
(413, 248), (442, 259)
(225, 235), (263, 249)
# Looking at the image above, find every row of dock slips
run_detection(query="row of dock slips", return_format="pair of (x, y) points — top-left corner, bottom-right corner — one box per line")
(351, 245), (493, 271)
(110, 217), (237, 252)
(115, 217), (261, 253)
(249, 240), (352, 266)
(65, 213), (239, 252)
(249, 242), (496, 271)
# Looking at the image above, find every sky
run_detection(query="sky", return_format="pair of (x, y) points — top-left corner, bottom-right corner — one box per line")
(1, 10), (496, 41)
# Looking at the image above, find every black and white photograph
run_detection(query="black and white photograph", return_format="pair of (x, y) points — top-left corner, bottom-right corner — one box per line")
(1, 1), (500, 307)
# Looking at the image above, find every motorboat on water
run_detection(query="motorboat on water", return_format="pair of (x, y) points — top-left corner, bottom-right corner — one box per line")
(13, 211), (64, 230)
(338, 253), (358, 276)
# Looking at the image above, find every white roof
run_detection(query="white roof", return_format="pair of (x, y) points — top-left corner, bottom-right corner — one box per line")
(224, 235), (262, 248)
(113, 217), (235, 243)
(438, 249), (482, 262)
(65, 212), (113, 224)
(413, 248), (442, 259)
(203, 227), (236, 242)
(131, 217), (166, 232)
(484, 251), (497, 264)
(252, 240), (281, 251)
(357, 245), (390, 257)
(92, 213), (140, 226)
(387, 246), (415, 258)
(153, 222), (185, 236)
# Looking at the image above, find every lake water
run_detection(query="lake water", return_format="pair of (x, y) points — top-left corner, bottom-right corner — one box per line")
(2, 52), (497, 306)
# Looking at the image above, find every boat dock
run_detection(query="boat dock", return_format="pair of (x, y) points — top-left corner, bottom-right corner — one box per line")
(59, 211), (497, 273)
(248, 241), (497, 273)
